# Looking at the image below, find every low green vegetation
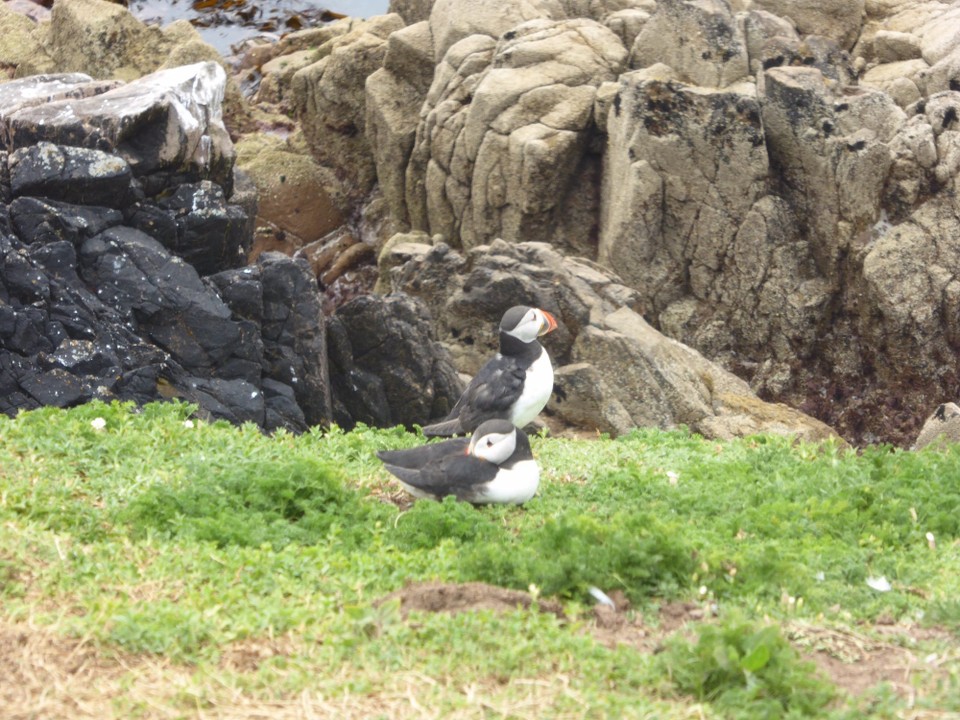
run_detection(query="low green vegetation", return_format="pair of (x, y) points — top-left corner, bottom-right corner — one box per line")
(1, 400), (959, 718)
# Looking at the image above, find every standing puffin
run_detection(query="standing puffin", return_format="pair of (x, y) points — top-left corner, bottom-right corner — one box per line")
(422, 306), (558, 437)
(376, 419), (540, 504)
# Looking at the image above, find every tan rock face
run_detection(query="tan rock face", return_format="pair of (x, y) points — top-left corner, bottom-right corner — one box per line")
(630, 0), (750, 87)
(396, 18), (627, 253)
(747, 0), (865, 50)
(0, 3), (53, 78)
(235, 135), (344, 249)
(291, 14), (405, 202)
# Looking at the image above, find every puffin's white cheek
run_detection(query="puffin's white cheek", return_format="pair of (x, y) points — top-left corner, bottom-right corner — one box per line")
(480, 435), (516, 464)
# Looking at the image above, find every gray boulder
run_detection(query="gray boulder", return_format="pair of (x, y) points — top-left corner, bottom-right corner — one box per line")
(600, 66), (767, 314)
(2, 62), (234, 191)
(0, 73), (119, 123)
(748, 0), (865, 50)
(912, 402), (960, 450)
(630, 0), (749, 87)
(568, 306), (839, 442)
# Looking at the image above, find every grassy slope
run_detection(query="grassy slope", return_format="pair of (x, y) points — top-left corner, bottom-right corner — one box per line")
(1, 400), (959, 718)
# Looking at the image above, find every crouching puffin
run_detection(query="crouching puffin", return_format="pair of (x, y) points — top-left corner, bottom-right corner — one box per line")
(376, 419), (540, 504)
(422, 306), (558, 437)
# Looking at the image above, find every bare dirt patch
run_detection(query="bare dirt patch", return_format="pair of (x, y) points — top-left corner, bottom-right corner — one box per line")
(376, 581), (565, 617)
(787, 621), (956, 701)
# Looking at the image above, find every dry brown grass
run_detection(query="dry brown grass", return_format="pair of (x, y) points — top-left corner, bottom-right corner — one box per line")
(0, 616), (711, 720)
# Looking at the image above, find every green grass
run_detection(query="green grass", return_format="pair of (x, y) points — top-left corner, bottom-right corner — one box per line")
(2, 400), (960, 718)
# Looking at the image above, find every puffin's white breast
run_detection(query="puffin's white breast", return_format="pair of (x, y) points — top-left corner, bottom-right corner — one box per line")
(479, 459), (540, 504)
(509, 349), (553, 428)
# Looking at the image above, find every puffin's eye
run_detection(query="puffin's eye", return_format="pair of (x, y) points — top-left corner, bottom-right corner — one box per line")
(486, 438), (493, 447)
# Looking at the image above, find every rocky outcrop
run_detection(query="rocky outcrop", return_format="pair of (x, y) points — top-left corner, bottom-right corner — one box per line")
(6, 0), (960, 447)
(594, 0), (960, 446)
(0, 57), (467, 434)
(380, 237), (838, 442)
(0, 66), (331, 430)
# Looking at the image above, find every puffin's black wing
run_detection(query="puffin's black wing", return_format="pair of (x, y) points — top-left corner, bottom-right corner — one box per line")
(376, 437), (470, 469)
(381, 453), (499, 499)
(421, 355), (526, 437)
(456, 355), (526, 431)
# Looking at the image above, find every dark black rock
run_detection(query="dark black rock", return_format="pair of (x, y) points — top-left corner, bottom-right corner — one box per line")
(262, 377), (307, 432)
(115, 365), (162, 403)
(2, 244), (49, 303)
(154, 181), (250, 276)
(19, 367), (88, 407)
(10, 197), (124, 248)
(326, 313), (392, 428)
(329, 294), (463, 429)
(206, 265), (264, 321)
(44, 339), (120, 376)
(0, 304), (52, 355)
(258, 253), (331, 426)
(0, 351), (36, 415)
(9, 143), (133, 208)
(0, 151), (10, 204)
(78, 226), (258, 378)
(207, 257), (334, 431)
(124, 201), (179, 248)
(182, 376), (265, 425)
(0, 71), (341, 432)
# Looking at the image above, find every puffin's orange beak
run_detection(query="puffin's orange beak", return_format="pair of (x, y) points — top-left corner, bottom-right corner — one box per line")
(539, 309), (558, 336)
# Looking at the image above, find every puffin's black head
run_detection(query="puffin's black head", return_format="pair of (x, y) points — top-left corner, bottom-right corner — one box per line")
(499, 306), (558, 343)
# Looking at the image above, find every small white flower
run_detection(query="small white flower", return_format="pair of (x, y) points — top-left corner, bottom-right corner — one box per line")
(667, 470), (679, 485)
(90, 417), (106, 431)
(866, 576), (892, 592)
(699, 585), (708, 596)
(926, 531), (936, 550)
(183, 419), (195, 429)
